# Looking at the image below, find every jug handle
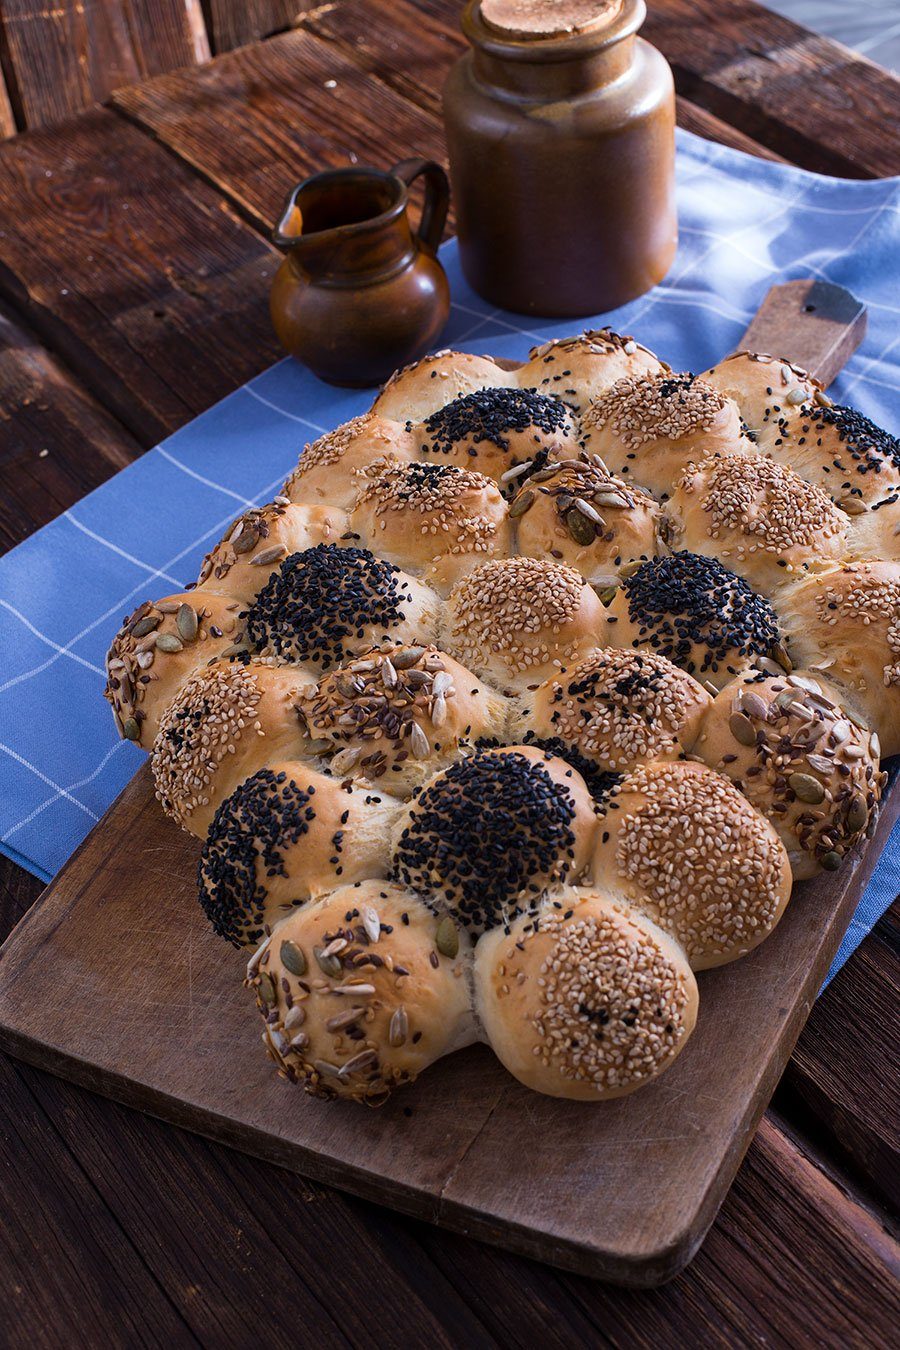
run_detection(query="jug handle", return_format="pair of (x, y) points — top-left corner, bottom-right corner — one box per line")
(391, 158), (449, 255)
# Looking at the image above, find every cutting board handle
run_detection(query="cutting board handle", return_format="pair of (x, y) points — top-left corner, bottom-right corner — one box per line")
(737, 279), (867, 387)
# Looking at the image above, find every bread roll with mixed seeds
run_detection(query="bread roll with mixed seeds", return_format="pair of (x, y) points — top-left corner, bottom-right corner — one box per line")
(195, 500), (350, 603)
(700, 351), (822, 440)
(417, 386), (580, 484)
(284, 411), (419, 509)
(514, 329), (669, 414)
(755, 400), (900, 514)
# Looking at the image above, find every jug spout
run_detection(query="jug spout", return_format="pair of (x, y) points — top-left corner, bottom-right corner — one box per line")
(272, 166), (414, 281)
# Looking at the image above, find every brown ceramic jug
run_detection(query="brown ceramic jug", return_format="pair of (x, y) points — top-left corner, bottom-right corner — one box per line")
(270, 158), (451, 387)
(443, 0), (677, 317)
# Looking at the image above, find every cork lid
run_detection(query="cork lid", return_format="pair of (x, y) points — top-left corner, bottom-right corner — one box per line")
(480, 0), (623, 40)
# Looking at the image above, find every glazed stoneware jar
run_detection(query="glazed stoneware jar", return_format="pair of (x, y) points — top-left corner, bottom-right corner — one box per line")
(443, 0), (677, 316)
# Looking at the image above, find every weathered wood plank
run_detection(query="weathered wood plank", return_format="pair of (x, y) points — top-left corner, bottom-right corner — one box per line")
(201, 0), (311, 53)
(0, 108), (280, 445)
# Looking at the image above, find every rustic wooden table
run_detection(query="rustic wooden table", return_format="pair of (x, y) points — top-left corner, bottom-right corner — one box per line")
(1, 1), (898, 1343)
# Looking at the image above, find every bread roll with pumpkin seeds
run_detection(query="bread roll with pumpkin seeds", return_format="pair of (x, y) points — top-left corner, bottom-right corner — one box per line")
(372, 349), (513, 423)
(198, 763), (404, 947)
(693, 671), (885, 879)
(247, 880), (476, 1104)
(195, 500), (350, 603)
(474, 886), (698, 1100)
(104, 591), (248, 749)
(283, 411), (419, 509)
(700, 350), (822, 441)
(590, 759), (792, 970)
(514, 328), (668, 414)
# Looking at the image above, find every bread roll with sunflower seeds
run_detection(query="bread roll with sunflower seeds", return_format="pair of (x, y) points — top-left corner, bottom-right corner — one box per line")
(700, 350), (822, 441)
(195, 500), (350, 604)
(416, 386), (580, 485)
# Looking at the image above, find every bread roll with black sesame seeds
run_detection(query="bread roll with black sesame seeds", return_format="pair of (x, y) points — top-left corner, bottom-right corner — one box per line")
(474, 886), (698, 1100)
(104, 591), (248, 749)
(605, 552), (784, 690)
(283, 412), (419, 509)
(198, 762), (402, 946)
(372, 350), (514, 423)
(295, 645), (510, 795)
(700, 351), (822, 441)
(417, 386), (580, 485)
(580, 373), (754, 500)
(195, 501), (350, 604)
(667, 453), (849, 593)
(513, 648), (711, 773)
(693, 671), (885, 879)
(591, 759), (792, 970)
(845, 500), (900, 565)
(347, 460), (512, 595)
(511, 457), (663, 587)
(759, 400), (900, 515)
(391, 745), (598, 938)
(443, 556), (608, 693)
(248, 880), (475, 1104)
(152, 661), (318, 837)
(242, 543), (442, 669)
(776, 560), (900, 756)
(514, 329), (668, 415)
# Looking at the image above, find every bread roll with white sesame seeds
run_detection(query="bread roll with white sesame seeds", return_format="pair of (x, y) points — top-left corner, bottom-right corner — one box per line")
(372, 350), (514, 423)
(757, 399), (900, 515)
(474, 886), (698, 1100)
(590, 759), (792, 970)
(580, 373), (754, 500)
(152, 661), (318, 837)
(348, 460), (512, 595)
(700, 351), (822, 441)
(667, 453), (849, 593)
(391, 745), (598, 937)
(511, 457), (663, 588)
(443, 556), (608, 693)
(514, 329), (669, 415)
(513, 648), (711, 774)
(776, 560), (900, 756)
(195, 501), (350, 604)
(417, 386), (580, 485)
(694, 671), (885, 879)
(284, 412), (419, 509)
(199, 763), (404, 946)
(104, 591), (249, 749)
(296, 645), (510, 795)
(248, 880), (476, 1104)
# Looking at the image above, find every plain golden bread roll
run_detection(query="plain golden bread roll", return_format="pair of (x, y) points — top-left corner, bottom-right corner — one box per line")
(105, 591), (247, 749)
(700, 350), (822, 439)
(295, 645), (509, 794)
(198, 763), (403, 946)
(391, 745), (597, 936)
(667, 453), (848, 592)
(605, 552), (784, 690)
(283, 412), (419, 508)
(591, 760), (792, 969)
(248, 881), (475, 1104)
(372, 350), (513, 423)
(416, 386), (580, 484)
(580, 373), (751, 499)
(694, 672), (885, 879)
(777, 560), (900, 755)
(242, 544), (441, 668)
(348, 460), (511, 594)
(515, 648), (711, 772)
(515, 329), (668, 414)
(761, 400), (900, 513)
(152, 661), (316, 837)
(444, 555), (607, 692)
(195, 500), (350, 603)
(474, 887), (698, 1100)
(510, 455), (662, 586)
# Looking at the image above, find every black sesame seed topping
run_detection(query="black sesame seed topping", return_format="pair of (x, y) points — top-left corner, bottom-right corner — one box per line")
(806, 404), (900, 475)
(419, 387), (570, 456)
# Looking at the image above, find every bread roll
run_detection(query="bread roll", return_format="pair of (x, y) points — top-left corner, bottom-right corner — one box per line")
(667, 453), (848, 592)
(199, 763), (403, 945)
(514, 329), (669, 414)
(391, 745), (598, 937)
(605, 551), (784, 689)
(475, 886), (698, 1100)
(196, 500), (350, 603)
(283, 412), (418, 509)
(242, 543), (441, 668)
(373, 349), (513, 423)
(443, 555), (607, 692)
(247, 880), (475, 1104)
(762, 400), (900, 515)
(416, 386), (579, 484)
(777, 560), (900, 755)
(700, 351), (822, 439)
(510, 455), (662, 586)
(514, 647), (711, 772)
(348, 460), (511, 594)
(694, 671), (885, 879)
(580, 373), (751, 499)
(295, 644), (509, 795)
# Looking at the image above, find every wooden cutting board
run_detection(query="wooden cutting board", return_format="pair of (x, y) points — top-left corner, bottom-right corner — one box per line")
(0, 282), (888, 1285)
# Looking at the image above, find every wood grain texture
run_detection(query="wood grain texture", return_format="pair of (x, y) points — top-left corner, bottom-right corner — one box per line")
(0, 763), (896, 1284)
(201, 0), (314, 53)
(739, 280), (868, 386)
(0, 109), (280, 445)
(0, 0), (210, 131)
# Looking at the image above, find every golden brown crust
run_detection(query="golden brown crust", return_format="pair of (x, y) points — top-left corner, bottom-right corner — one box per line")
(284, 412), (419, 509)
(195, 501), (350, 603)
(701, 350), (822, 439)
(372, 350), (513, 423)
(515, 328), (668, 414)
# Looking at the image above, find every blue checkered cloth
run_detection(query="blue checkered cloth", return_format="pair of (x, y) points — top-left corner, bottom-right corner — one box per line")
(1, 129), (898, 985)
